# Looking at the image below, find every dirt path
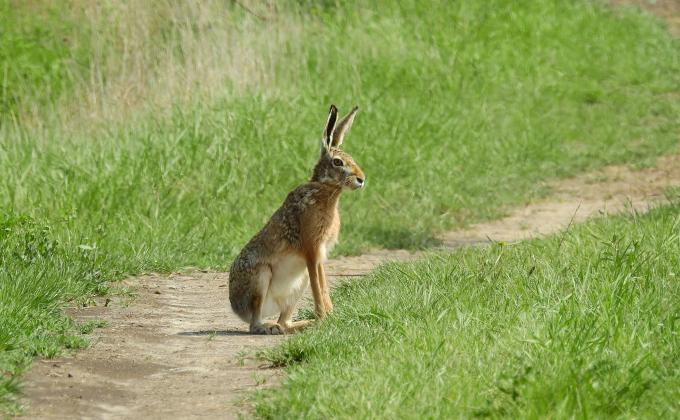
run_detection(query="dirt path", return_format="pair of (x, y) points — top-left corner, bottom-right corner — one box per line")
(17, 151), (680, 419)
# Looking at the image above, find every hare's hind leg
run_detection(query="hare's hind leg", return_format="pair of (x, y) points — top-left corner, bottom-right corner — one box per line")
(249, 265), (284, 335)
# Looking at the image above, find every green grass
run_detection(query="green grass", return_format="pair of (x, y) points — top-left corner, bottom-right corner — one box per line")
(257, 200), (680, 418)
(0, 1), (89, 115)
(0, 213), (110, 413)
(0, 0), (679, 413)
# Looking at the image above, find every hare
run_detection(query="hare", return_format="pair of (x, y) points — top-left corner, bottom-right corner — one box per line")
(229, 105), (365, 335)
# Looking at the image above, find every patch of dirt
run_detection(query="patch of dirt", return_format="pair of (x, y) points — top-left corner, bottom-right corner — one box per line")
(440, 154), (680, 245)
(20, 273), (285, 419)
(17, 152), (680, 419)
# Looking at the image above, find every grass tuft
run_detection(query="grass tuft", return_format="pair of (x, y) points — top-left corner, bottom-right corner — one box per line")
(0, 212), (111, 411)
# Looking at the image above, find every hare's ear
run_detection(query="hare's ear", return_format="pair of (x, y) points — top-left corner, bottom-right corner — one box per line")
(331, 106), (358, 148)
(321, 104), (338, 152)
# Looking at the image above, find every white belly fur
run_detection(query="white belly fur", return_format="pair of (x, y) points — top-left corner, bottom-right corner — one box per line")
(261, 253), (309, 318)
(260, 243), (333, 319)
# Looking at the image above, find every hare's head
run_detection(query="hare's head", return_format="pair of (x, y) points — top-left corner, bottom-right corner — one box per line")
(311, 105), (365, 190)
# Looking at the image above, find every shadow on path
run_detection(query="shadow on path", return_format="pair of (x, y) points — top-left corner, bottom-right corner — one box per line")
(177, 330), (252, 337)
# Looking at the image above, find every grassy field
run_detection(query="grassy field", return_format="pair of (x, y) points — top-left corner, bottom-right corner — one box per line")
(1, 0), (679, 412)
(257, 200), (680, 418)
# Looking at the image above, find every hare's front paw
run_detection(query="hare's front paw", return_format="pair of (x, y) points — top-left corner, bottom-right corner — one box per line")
(323, 296), (334, 313)
(282, 319), (313, 334)
(250, 322), (284, 335)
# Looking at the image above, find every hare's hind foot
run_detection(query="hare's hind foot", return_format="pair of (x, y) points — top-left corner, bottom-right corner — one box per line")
(250, 322), (284, 335)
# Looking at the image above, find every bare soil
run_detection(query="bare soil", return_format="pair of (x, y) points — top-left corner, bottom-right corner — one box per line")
(17, 151), (680, 419)
(440, 154), (680, 245)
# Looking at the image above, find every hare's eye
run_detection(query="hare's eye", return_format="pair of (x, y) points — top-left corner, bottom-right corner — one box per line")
(332, 158), (344, 167)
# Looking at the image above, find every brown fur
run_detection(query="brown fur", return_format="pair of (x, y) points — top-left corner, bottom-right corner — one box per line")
(229, 105), (365, 334)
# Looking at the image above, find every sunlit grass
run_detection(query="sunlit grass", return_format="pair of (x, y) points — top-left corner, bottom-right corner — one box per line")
(257, 201), (680, 418)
